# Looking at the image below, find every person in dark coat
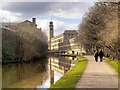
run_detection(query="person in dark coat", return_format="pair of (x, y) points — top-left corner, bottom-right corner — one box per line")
(99, 49), (104, 62)
(94, 50), (99, 62)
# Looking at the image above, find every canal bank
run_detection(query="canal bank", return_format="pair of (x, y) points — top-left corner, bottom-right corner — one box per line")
(49, 56), (87, 89)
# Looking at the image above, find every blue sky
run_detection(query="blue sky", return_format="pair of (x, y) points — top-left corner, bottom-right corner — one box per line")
(36, 15), (80, 24)
(1, 2), (95, 36)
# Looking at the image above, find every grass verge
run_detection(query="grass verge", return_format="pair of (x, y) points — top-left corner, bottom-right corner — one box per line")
(105, 58), (120, 73)
(49, 56), (87, 89)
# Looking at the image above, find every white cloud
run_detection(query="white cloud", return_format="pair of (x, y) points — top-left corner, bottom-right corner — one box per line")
(48, 2), (94, 19)
(36, 19), (78, 36)
(36, 19), (49, 30)
(49, 8), (81, 19)
(0, 9), (22, 23)
(65, 24), (78, 30)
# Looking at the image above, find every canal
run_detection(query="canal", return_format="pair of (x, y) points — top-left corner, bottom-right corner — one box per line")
(2, 56), (78, 88)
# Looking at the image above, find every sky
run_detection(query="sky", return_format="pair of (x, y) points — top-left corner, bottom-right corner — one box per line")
(0, 1), (95, 36)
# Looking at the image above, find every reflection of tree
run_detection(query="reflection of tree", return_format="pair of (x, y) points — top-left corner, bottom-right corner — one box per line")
(2, 58), (48, 88)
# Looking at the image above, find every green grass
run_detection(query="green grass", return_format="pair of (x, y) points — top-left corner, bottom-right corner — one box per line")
(49, 56), (87, 89)
(105, 58), (120, 73)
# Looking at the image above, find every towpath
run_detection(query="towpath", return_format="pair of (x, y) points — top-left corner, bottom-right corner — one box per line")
(75, 56), (118, 89)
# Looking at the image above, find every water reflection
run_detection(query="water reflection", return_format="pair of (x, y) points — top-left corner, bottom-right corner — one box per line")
(2, 56), (78, 88)
(48, 56), (78, 87)
(49, 57), (54, 85)
(49, 56), (78, 75)
(49, 56), (71, 74)
(3, 58), (48, 88)
(0, 64), (2, 90)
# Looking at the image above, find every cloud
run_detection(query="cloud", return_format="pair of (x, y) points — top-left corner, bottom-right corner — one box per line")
(2, 2), (94, 19)
(0, 9), (22, 23)
(1, 0), (118, 2)
(36, 19), (78, 36)
(65, 23), (78, 30)
(1, 2), (94, 35)
(36, 19), (65, 36)
(50, 2), (94, 19)
(1, 0), (99, 2)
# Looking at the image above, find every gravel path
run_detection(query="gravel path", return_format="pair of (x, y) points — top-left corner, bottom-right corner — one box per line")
(75, 56), (118, 88)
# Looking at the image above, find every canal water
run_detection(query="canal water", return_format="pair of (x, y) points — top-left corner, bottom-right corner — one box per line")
(2, 56), (78, 88)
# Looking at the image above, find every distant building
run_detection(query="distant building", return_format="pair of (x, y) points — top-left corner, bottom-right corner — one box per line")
(51, 30), (78, 52)
(48, 21), (83, 54)
(2, 18), (41, 32)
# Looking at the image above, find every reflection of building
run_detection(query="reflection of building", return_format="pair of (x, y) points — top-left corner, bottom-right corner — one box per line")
(49, 58), (54, 85)
(49, 56), (78, 85)
(49, 57), (77, 74)
(48, 21), (83, 54)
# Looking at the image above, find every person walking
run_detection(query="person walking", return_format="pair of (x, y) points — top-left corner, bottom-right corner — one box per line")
(99, 49), (104, 62)
(94, 50), (99, 62)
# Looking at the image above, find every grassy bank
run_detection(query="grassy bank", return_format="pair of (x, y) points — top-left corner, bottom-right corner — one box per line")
(49, 56), (87, 89)
(105, 58), (120, 73)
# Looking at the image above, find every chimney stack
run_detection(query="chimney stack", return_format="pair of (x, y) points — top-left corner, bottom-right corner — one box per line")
(32, 18), (36, 24)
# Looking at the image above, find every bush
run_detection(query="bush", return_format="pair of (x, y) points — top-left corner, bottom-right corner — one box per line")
(2, 41), (15, 62)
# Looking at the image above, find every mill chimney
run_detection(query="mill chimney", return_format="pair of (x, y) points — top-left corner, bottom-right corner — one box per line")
(32, 18), (36, 24)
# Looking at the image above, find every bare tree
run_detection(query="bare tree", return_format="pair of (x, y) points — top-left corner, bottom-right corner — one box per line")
(2, 21), (48, 63)
(78, 2), (119, 59)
